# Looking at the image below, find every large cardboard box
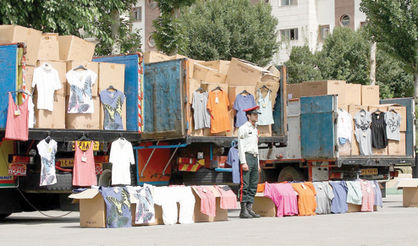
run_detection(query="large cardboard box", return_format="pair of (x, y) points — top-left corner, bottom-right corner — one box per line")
(253, 194), (276, 217)
(199, 60), (230, 75)
(98, 62), (125, 91)
(346, 83), (362, 105)
(192, 186), (228, 222)
(143, 51), (171, 64)
(226, 58), (275, 86)
(351, 130), (360, 155)
(388, 132), (406, 156)
(57, 35), (96, 61)
(258, 125), (272, 137)
(66, 97), (100, 129)
(348, 104), (368, 118)
(347, 203), (377, 212)
(25, 65), (35, 90)
(69, 189), (106, 228)
(38, 33), (59, 61)
(368, 105), (388, 113)
(201, 83), (228, 95)
(35, 60), (67, 96)
(396, 179), (418, 207)
(0, 25), (42, 65)
(287, 83), (301, 99)
(34, 94), (66, 129)
(386, 105), (407, 131)
(226, 110), (237, 137)
(362, 85), (380, 106)
(372, 147), (388, 156)
(66, 61), (99, 96)
(300, 80), (346, 106)
(228, 86), (256, 105)
(193, 63), (226, 83)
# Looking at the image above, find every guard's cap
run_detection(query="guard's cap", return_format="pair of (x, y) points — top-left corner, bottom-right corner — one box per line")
(244, 106), (261, 114)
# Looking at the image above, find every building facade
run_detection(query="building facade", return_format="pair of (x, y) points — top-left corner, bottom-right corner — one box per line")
(131, 0), (160, 52)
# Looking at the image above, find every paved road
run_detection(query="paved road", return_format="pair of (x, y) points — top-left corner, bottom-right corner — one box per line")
(1, 195), (417, 246)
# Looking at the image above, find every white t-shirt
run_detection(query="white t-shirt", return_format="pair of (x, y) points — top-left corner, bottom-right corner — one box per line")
(110, 138), (135, 185)
(37, 139), (58, 186)
(337, 109), (353, 142)
(66, 68), (97, 114)
(32, 63), (62, 111)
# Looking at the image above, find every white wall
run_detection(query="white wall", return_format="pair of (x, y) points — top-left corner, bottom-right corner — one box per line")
(354, 0), (367, 30)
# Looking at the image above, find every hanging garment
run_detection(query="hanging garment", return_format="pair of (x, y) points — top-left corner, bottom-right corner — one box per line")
(346, 181), (363, 205)
(110, 138), (135, 185)
(371, 112), (388, 149)
(329, 181), (348, 214)
(313, 182), (334, 215)
(192, 91), (211, 130)
(66, 68), (97, 113)
(354, 110), (373, 155)
(360, 180), (375, 212)
(28, 96), (35, 128)
(256, 89), (274, 126)
(193, 186), (216, 217)
(100, 187), (132, 228)
(384, 111), (401, 141)
(99, 89), (125, 130)
(263, 182), (298, 217)
(373, 181), (383, 207)
(127, 185), (155, 224)
(37, 139), (58, 186)
(291, 182), (317, 216)
(5, 92), (29, 141)
(31, 63), (62, 111)
(337, 109), (353, 143)
(207, 90), (231, 133)
(226, 146), (240, 184)
(72, 141), (97, 186)
(233, 93), (257, 128)
(215, 185), (238, 209)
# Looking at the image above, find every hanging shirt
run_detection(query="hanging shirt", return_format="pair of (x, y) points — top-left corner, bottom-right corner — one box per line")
(127, 185), (155, 224)
(291, 182), (317, 216)
(110, 138), (135, 185)
(207, 90), (231, 133)
(329, 181), (348, 214)
(66, 68), (97, 114)
(99, 89), (125, 130)
(256, 89), (274, 126)
(233, 93), (257, 128)
(5, 92), (29, 141)
(346, 181), (363, 205)
(373, 181), (383, 207)
(226, 146), (240, 184)
(360, 180), (375, 212)
(354, 110), (372, 155)
(31, 63), (62, 111)
(384, 111), (401, 141)
(192, 91), (211, 130)
(37, 139), (58, 186)
(72, 141), (97, 186)
(100, 187), (132, 228)
(371, 112), (388, 149)
(337, 109), (353, 143)
(238, 121), (258, 164)
(263, 182), (299, 217)
(313, 182), (334, 215)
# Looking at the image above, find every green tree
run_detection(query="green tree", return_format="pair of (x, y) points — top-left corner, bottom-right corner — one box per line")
(285, 46), (322, 83)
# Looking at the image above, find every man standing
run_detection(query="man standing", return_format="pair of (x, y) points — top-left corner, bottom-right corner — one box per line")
(238, 106), (261, 219)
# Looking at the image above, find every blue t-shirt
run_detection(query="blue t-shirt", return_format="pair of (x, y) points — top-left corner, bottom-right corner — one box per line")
(100, 187), (132, 228)
(329, 181), (348, 214)
(99, 89), (125, 130)
(226, 147), (240, 184)
(233, 94), (257, 128)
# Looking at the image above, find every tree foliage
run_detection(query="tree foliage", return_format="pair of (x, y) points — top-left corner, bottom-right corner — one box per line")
(285, 46), (322, 84)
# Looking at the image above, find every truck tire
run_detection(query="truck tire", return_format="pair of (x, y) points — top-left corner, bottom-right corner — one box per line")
(278, 166), (305, 182)
(0, 213), (11, 220)
(98, 169), (112, 187)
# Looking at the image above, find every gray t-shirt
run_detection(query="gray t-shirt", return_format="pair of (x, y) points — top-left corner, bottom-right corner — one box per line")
(354, 110), (372, 155)
(192, 91), (211, 130)
(313, 182), (334, 214)
(385, 111), (401, 141)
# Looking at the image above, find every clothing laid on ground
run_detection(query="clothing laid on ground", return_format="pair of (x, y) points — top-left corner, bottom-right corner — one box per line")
(346, 181), (363, 205)
(66, 68), (97, 113)
(313, 182), (334, 215)
(72, 141), (97, 186)
(233, 93), (257, 128)
(192, 91), (211, 130)
(31, 63), (62, 111)
(384, 111), (401, 141)
(99, 89), (125, 130)
(240, 153), (259, 203)
(5, 92), (29, 141)
(127, 185), (155, 224)
(215, 185), (238, 209)
(256, 89), (274, 126)
(291, 182), (317, 216)
(226, 146), (240, 184)
(193, 186), (216, 217)
(238, 121), (259, 164)
(37, 139), (58, 186)
(360, 180), (375, 212)
(207, 90), (231, 133)
(371, 112), (388, 149)
(373, 181), (383, 207)
(263, 182), (298, 217)
(354, 110), (372, 155)
(110, 138), (135, 185)
(100, 187), (132, 228)
(329, 181), (348, 214)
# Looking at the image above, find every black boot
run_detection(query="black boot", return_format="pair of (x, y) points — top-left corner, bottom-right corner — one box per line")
(246, 203), (261, 218)
(239, 202), (252, 219)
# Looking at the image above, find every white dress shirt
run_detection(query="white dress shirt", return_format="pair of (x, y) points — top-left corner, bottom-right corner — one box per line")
(238, 121), (258, 164)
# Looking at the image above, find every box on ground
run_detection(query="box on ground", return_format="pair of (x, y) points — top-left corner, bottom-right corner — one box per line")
(362, 85), (379, 106)
(228, 86), (256, 105)
(193, 63), (226, 83)
(253, 193), (276, 217)
(143, 51), (171, 64)
(388, 132), (406, 155)
(58, 35), (96, 61)
(66, 97), (100, 129)
(396, 179), (418, 207)
(199, 60), (230, 75)
(69, 189), (106, 228)
(192, 186), (228, 222)
(66, 61), (99, 96)
(38, 33), (59, 61)
(226, 58), (276, 86)
(347, 203), (377, 212)
(35, 60), (67, 96)
(34, 94), (66, 129)
(300, 80), (346, 106)
(345, 83), (362, 105)
(0, 25), (42, 65)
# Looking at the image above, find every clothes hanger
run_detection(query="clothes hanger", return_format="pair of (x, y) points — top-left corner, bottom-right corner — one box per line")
(260, 85), (271, 91)
(74, 64), (87, 70)
(77, 133), (90, 141)
(211, 86), (222, 92)
(195, 87), (204, 92)
(118, 133), (126, 141)
(107, 85), (117, 91)
(240, 90), (249, 95)
(45, 131), (52, 144)
(8, 89), (32, 96)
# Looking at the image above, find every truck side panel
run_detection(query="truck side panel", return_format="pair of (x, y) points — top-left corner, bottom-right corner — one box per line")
(0, 44), (18, 128)
(272, 66), (287, 138)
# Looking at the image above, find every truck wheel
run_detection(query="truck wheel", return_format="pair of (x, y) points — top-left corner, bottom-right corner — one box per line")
(99, 169), (112, 187)
(278, 166), (305, 182)
(0, 213), (11, 220)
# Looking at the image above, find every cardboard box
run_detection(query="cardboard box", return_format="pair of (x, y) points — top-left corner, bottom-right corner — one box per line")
(348, 104), (368, 118)
(362, 85), (380, 106)
(188, 78), (202, 104)
(351, 130), (360, 155)
(35, 60), (67, 96)
(192, 186), (228, 222)
(35, 94), (66, 129)
(287, 83), (301, 99)
(66, 97), (100, 129)
(267, 65), (281, 77)
(199, 60), (230, 75)
(0, 25), (42, 65)
(228, 86), (256, 105)
(300, 80), (346, 106)
(38, 33), (59, 61)
(339, 140), (352, 156)
(131, 204), (164, 226)
(25, 65), (35, 90)
(258, 125), (272, 137)
(143, 51), (171, 63)
(386, 105), (407, 131)
(193, 63), (226, 83)
(66, 61), (99, 96)
(253, 194), (276, 217)
(97, 62), (125, 92)
(347, 203), (377, 212)
(201, 83), (228, 95)
(345, 83), (362, 105)
(338, 104), (348, 112)
(226, 58), (275, 86)
(226, 110), (237, 137)
(68, 189), (106, 228)
(372, 146), (388, 156)
(396, 179), (418, 207)
(57, 35), (96, 61)
(368, 105), (389, 113)
(388, 132), (406, 156)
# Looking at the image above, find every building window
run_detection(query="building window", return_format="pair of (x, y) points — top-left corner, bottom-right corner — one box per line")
(340, 15), (350, 27)
(280, 28), (298, 41)
(281, 0), (298, 6)
(132, 7), (142, 22)
(148, 0), (158, 9)
(148, 35), (156, 48)
(318, 25), (330, 41)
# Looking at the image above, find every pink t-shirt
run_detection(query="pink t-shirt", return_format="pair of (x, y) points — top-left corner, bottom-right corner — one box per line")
(194, 186), (216, 217)
(5, 92), (29, 141)
(264, 182), (298, 217)
(360, 180), (375, 212)
(216, 185), (237, 209)
(72, 141), (97, 186)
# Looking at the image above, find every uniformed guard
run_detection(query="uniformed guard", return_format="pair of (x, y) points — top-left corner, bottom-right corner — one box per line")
(238, 106), (261, 218)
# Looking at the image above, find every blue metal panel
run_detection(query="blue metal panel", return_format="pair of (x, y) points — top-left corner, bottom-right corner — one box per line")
(0, 45), (18, 128)
(300, 95), (337, 159)
(93, 54), (140, 131)
(143, 60), (185, 139)
(380, 97), (415, 157)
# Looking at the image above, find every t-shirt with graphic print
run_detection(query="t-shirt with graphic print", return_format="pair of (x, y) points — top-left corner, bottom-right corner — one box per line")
(66, 69), (97, 113)
(99, 89), (125, 130)
(100, 187), (132, 228)
(37, 139), (57, 186)
(384, 111), (401, 141)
